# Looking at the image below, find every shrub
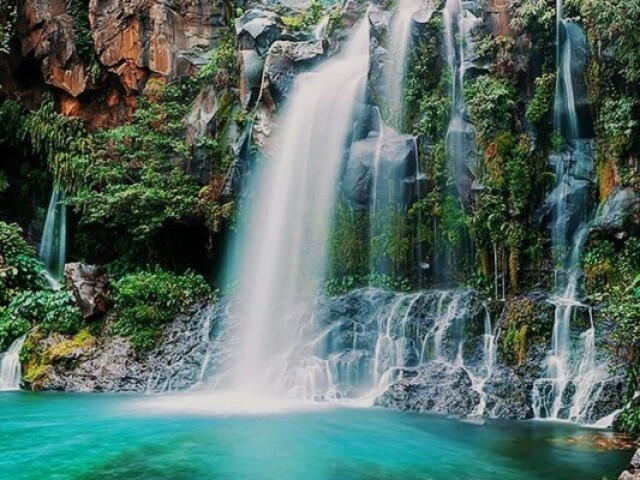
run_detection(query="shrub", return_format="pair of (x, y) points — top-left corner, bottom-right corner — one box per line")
(464, 75), (517, 143)
(0, 221), (46, 305)
(111, 270), (211, 350)
(0, 290), (83, 349)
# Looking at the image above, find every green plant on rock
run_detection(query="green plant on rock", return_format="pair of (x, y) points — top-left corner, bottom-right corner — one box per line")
(526, 73), (556, 126)
(464, 75), (517, 144)
(0, 290), (83, 350)
(0, 221), (46, 305)
(571, 0), (640, 83)
(598, 96), (639, 159)
(111, 270), (212, 351)
(0, 1), (17, 56)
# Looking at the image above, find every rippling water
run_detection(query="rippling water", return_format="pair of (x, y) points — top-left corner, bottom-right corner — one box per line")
(0, 392), (629, 480)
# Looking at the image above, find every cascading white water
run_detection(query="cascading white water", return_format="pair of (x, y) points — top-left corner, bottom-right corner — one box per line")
(40, 183), (67, 283)
(222, 21), (371, 399)
(368, 0), (424, 279)
(532, 2), (611, 424)
(436, 0), (479, 281)
(276, 288), (498, 412)
(383, 0), (421, 125)
(0, 336), (26, 391)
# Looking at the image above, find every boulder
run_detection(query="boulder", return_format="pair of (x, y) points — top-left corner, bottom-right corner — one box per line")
(263, 40), (326, 104)
(64, 263), (109, 319)
(235, 9), (284, 57)
(592, 187), (640, 237)
(375, 362), (481, 418)
(23, 302), (215, 393)
(619, 449), (640, 480)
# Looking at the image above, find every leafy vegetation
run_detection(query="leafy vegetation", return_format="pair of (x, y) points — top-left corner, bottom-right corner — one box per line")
(111, 270), (212, 350)
(0, 222), (46, 305)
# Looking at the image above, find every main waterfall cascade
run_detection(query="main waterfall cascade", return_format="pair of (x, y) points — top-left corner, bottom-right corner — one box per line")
(40, 183), (67, 285)
(532, 1), (612, 423)
(221, 20), (372, 396)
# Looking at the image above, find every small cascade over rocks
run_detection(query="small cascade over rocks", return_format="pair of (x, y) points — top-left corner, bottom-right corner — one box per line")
(532, 1), (616, 425)
(40, 183), (67, 286)
(0, 336), (26, 391)
(211, 287), (498, 417)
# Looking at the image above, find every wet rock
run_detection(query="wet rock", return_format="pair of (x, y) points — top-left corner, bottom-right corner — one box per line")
(64, 263), (109, 319)
(619, 449), (640, 480)
(578, 376), (625, 424)
(484, 365), (532, 419)
(24, 303), (215, 393)
(236, 9), (284, 57)
(263, 40), (326, 104)
(375, 362), (481, 418)
(592, 187), (640, 238)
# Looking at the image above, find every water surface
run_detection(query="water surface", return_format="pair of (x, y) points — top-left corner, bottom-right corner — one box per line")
(0, 392), (629, 480)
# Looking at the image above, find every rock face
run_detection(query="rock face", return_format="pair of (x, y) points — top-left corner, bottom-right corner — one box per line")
(17, 0), (88, 97)
(592, 187), (640, 238)
(5, 0), (229, 127)
(64, 263), (109, 319)
(89, 0), (227, 91)
(23, 303), (214, 392)
(375, 362), (481, 417)
(263, 40), (326, 103)
(619, 449), (640, 480)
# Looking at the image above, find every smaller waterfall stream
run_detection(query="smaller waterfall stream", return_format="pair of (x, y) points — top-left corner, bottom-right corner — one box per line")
(40, 183), (67, 284)
(0, 336), (26, 391)
(532, 3), (611, 424)
(383, 0), (421, 125)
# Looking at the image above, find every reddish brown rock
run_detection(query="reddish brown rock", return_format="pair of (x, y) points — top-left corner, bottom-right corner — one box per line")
(89, 0), (227, 86)
(18, 0), (88, 97)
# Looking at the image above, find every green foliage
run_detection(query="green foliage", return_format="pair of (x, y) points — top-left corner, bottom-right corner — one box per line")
(404, 16), (446, 136)
(572, 0), (640, 83)
(111, 270), (211, 350)
(327, 204), (369, 280)
(464, 75), (517, 143)
(0, 221), (46, 305)
(0, 290), (83, 349)
(65, 0), (101, 80)
(617, 403), (640, 438)
(280, 1), (325, 34)
(586, 238), (640, 436)
(526, 73), (556, 126)
(0, 1), (17, 56)
(598, 96), (639, 158)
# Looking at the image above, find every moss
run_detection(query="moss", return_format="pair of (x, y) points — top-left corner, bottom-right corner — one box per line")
(46, 330), (96, 360)
(500, 298), (537, 365)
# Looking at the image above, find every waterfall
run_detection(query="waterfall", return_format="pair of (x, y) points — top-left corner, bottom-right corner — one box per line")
(221, 21), (371, 398)
(532, 2), (609, 423)
(0, 336), (26, 391)
(436, 0), (479, 282)
(368, 0), (423, 280)
(383, 0), (421, 126)
(40, 183), (67, 284)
